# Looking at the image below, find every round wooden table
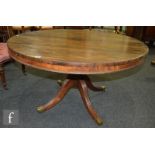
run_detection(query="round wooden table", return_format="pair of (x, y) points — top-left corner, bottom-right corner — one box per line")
(7, 29), (149, 125)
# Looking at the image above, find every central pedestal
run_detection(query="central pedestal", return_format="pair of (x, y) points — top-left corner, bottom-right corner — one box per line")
(37, 75), (105, 125)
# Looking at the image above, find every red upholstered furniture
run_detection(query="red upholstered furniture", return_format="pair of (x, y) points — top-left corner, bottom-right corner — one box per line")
(0, 43), (11, 89)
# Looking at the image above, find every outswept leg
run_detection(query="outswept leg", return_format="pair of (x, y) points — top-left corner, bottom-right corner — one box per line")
(78, 80), (103, 125)
(85, 76), (106, 91)
(37, 75), (104, 125)
(37, 79), (75, 112)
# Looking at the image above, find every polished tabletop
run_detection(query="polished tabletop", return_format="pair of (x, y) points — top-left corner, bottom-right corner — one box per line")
(7, 29), (149, 74)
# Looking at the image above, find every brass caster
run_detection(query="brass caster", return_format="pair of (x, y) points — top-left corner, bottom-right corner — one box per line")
(57, 80), (63, 86)
(96, 118), (103, 125)
(101, 86), (106, 91)
(37, 106), (45, 113)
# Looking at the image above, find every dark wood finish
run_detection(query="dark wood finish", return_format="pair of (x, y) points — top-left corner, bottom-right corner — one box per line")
(84, 76), (105, 91)
(57, 76), (105, 91)
(0, 63), (8, 89)
(142, 26), (155, 42)
(37, 79), (73, 112)
(21, 64), (26, 75)
(126, 26), (144, 40)
(7, 29), (148, 124)
(126, 26), (155, 42)
(126, 27), (134, 36)
(37, 75), (104, 125)
(7, 30), (148, 75)
(78, 79), (103, 124)
(53, 26), (65, 29)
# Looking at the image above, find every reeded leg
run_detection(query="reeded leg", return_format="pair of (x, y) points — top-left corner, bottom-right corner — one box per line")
(0, 65), (7, 90)
(85, 76), (105, 91)
(78, 80), (103, 125)
(22, 64), (26, 75)
(37, 79), (76, 112)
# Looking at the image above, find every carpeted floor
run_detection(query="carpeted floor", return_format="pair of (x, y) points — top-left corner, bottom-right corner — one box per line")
(1, 47), (155, 128)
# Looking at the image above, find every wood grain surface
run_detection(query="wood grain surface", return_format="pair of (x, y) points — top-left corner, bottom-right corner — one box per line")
(7, 29), (149, 74)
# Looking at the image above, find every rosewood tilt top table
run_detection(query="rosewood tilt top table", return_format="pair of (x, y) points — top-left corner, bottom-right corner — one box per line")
(7, 29), (149, 125)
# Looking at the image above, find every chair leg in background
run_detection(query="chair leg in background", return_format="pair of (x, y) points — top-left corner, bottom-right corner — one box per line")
(22, 64), (26, 75)
(0, 65), (8, 90)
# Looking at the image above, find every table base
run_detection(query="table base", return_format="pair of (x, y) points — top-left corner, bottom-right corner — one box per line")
(37, 75), (105, 125)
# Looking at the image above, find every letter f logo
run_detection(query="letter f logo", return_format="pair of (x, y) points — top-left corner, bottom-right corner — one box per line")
(8, 112), (14, 124)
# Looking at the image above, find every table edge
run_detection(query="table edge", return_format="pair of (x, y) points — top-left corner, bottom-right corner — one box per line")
(8, 47), (148, 75)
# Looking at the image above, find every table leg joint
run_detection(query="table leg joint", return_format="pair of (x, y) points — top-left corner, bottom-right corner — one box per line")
(37, 74), (104, 125)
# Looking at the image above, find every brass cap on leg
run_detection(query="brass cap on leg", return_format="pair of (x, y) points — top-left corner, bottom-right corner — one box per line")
(37, 106), (45, 113)
(101, 86), (106, 91)
(96, 118), (103, 125)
